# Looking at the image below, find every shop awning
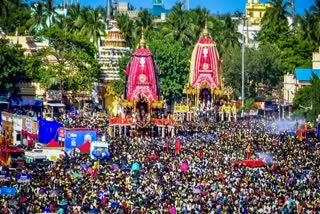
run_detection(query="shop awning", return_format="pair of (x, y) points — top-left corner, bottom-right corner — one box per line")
(10, 98), (43, 107)
(47, 103), (65, 107)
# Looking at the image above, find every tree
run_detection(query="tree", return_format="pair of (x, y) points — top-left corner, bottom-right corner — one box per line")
(161, 3), (195, 48)
(28, 2), (47, 33)
(217, 15), (241, 55)
(76, 8), (106, 48)
(28, 27), (100, 93)
(258, 0), (291, 43)
(293, 74), (320, 120)
(0, 39), (28, 94)
(222, 43), (282, 99)
(148, 37), (190, 99)
(115, 13), (136, 48)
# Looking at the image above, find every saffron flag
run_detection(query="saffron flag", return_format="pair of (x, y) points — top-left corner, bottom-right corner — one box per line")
(175, 139), (181, 154)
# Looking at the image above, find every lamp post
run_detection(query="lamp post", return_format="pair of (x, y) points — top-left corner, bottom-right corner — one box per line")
(241, 16), (246, 116)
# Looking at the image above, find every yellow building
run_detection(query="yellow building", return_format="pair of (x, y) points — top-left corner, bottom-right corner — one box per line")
(245, 0), (272, 26)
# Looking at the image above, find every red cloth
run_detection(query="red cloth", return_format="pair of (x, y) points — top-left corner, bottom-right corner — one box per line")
(175, 139), (181, 154)
(150, 153), (158, 160)
(78, 140), (91, 153)
(46, 139), (62, 147)
(165, 142), (169, 151)
(233, 160), (264, 168)
(198, 149), (204, 159)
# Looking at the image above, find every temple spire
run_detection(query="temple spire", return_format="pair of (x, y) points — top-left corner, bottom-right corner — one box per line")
(140, 28), (146, 48)
(203, 18), (209, 38)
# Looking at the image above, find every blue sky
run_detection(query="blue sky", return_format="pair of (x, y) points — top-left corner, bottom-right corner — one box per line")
(31, 0), (315, 15)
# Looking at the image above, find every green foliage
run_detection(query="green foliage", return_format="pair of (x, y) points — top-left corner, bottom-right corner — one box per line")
(0, 39), (28, 94)
(28, 27), (100, 92)
(222, 43), (282, 99)
(110, 52), (132, 96)
(293, 74), (320, 120)
(241, 98), (257, 111)
(0, 0), (31, 34)
(148, 38), (189, 99)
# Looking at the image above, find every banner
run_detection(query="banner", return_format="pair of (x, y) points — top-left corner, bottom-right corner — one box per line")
(90, 141), (109, 160)
(318, 123), (320, 140)
(17, 174), (31, 183)
(174, 105), (190, 113)
(0, 173), (9, 181)
(64, 130), (96, 152)
(0, 187), (16, 195)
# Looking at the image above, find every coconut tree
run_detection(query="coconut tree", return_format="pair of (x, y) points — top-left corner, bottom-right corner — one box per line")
(115, 13), (136, 48)
(258, 0), (291, 43)
(77, 8), (106, 48)
(29, 2), (47, 33)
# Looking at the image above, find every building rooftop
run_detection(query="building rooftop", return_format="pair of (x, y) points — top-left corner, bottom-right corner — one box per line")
(295, 68), (320, 81)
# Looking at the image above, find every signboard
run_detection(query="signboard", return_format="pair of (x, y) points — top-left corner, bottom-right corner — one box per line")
(90, 141), (109, 160)
(1, 112), (13, 123)
(64, 130), (96, 152)
(0, 187), (16, 195)
(17, 174), (31, 183)
(58, 128), (65, 141)
(13, 116), (23, 131)
(174, 105), (190, 113)
(46, 90), (62, 102)
(25, 117), (34, 133)
(0, 173), (9, 181)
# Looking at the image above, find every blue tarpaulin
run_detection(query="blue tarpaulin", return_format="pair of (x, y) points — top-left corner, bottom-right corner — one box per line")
(10, 98), (43, 106)
(38, 118), (63, 144)
(0, 187), (17, 195)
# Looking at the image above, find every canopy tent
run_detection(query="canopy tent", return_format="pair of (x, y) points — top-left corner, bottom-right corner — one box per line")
(10, 98), (43, 106)
(38, 119), (63, 144)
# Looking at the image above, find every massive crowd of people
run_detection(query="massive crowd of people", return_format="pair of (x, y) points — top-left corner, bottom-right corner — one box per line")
(0, 117), (319, 213)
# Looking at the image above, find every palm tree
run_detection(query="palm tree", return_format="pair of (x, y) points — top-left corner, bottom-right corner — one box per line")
(44, 0), (60, 27)
(161, 3), (195, 47)
(217, 15), (241, 55)
(63, 3), (81, 33)
(258, 0), (291, 42)
(116, 13), (136, 48)
(29, 2), (47, 33)
(77, 8), (106, 48)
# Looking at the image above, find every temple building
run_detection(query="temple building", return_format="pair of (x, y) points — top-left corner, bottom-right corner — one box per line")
(97, 20), (130, 115)
(124, 32), (160, 113)
(185, 22), (222, 108)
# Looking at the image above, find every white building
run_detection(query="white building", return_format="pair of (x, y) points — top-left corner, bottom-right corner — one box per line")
(98, 20), (130, 82)
(283, 48), (320, 104)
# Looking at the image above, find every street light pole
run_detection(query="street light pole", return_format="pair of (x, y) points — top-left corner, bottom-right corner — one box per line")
(241, 16), (245, 111)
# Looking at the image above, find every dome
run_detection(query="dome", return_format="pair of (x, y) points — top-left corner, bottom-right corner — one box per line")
(104, 24), (127, 47)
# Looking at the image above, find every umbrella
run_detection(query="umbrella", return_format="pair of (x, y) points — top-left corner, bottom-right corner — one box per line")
(109, 164), (119, 170)
(81, 163), (88, 169)
(192, 188), (201, 194)
(8, 199), (18, 206)
(58, 199), (68, 206)
(131, 162), (140, 171)
(50, 190), (58, 197)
